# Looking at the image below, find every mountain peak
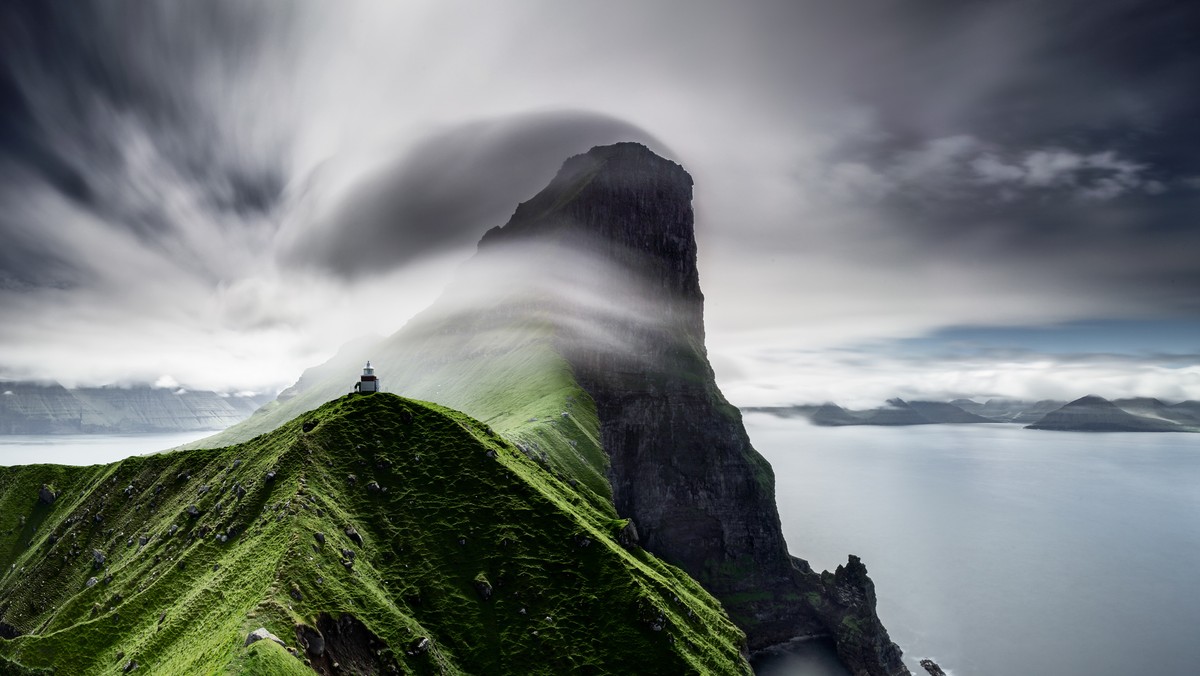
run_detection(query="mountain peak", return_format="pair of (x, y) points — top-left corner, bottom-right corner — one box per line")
(572, 140), (680, 163)
(1067, 394), (1115, 407)
(555, 142), (687, 184)
(479, 142), (693, 256)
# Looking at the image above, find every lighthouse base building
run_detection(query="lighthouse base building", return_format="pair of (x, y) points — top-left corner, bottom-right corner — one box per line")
(355, 361), (380, 393)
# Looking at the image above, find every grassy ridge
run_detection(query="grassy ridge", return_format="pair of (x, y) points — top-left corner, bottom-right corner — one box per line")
(0, 393), (749, 674)
(191, 312), (612, 504)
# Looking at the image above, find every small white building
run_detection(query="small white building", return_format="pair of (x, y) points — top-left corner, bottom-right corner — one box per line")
(355, 361), (380, 394)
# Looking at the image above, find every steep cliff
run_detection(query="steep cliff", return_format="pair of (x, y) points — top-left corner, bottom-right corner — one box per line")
(474, 143), (907, 671)
(196, 142), (909, 675)
(0, 383), (82, 434)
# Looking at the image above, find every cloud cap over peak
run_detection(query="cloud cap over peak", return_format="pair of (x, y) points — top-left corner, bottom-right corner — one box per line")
(279, 110), (665, 279)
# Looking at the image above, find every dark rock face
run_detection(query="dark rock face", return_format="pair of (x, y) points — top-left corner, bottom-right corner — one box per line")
(300, 613), (399, 675)
(617, 519), (640, 548)
(297, 624), (325, 657)
(816, 556), (906, 673)
(474, 577), (493, 601)
(480, 143), (908, 674)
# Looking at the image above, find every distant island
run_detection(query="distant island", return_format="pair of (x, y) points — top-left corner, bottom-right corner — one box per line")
(745, 395), (1200, 432)
(0, 381), (272, 434)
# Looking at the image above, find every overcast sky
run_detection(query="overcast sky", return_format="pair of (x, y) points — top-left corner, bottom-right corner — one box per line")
(0, 0), (1197, 405)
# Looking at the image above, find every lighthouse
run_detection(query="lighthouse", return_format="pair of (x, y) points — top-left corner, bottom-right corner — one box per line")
(355, 361), (380, 394)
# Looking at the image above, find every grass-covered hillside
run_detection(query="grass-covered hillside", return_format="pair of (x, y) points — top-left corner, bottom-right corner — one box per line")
(0, 393), (750, 675)
(190, 311), (611, 503)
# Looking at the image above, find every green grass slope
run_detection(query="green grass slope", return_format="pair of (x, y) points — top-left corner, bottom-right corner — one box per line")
(191, 310), (611, 502)
(0, 393), (749, 675)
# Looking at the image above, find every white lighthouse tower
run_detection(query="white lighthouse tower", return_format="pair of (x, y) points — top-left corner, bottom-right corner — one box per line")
(355, 361), (380, 394)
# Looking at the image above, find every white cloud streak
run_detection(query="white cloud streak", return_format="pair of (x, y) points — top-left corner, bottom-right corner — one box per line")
(796, 133), (1157, 206)
(716, 347), (1200, 409)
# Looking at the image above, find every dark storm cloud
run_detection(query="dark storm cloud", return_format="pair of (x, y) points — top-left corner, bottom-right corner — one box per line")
(789, 131), (1200, 314)
(0, 1), (294, 286)
(752, 0), (1200, 153)
(283, 110), (664, 278)
(689, 0), (1200, 334)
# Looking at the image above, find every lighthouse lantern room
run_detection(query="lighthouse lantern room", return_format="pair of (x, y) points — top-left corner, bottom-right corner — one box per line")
(355, 361), (380, 394)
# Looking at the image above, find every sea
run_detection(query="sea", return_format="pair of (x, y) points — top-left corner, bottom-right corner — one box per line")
(744, 414), (1200, 676)
(2, 423), (1197, 675)
(0, 432), (208, 467)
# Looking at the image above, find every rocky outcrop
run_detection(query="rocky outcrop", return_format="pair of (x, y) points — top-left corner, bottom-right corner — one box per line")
(0, 382), (270, 434)
(478, 143), (908, 674)
(244, 627), (285, 648)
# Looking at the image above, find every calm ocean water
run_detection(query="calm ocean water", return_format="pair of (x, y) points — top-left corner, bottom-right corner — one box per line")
(744, 414), (1200, 676)
(0, 432), (207, 466)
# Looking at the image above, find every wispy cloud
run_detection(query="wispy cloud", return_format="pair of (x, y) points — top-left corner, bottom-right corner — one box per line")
(799, 134), (1158, 205)
(717, 345), (1200, 409)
